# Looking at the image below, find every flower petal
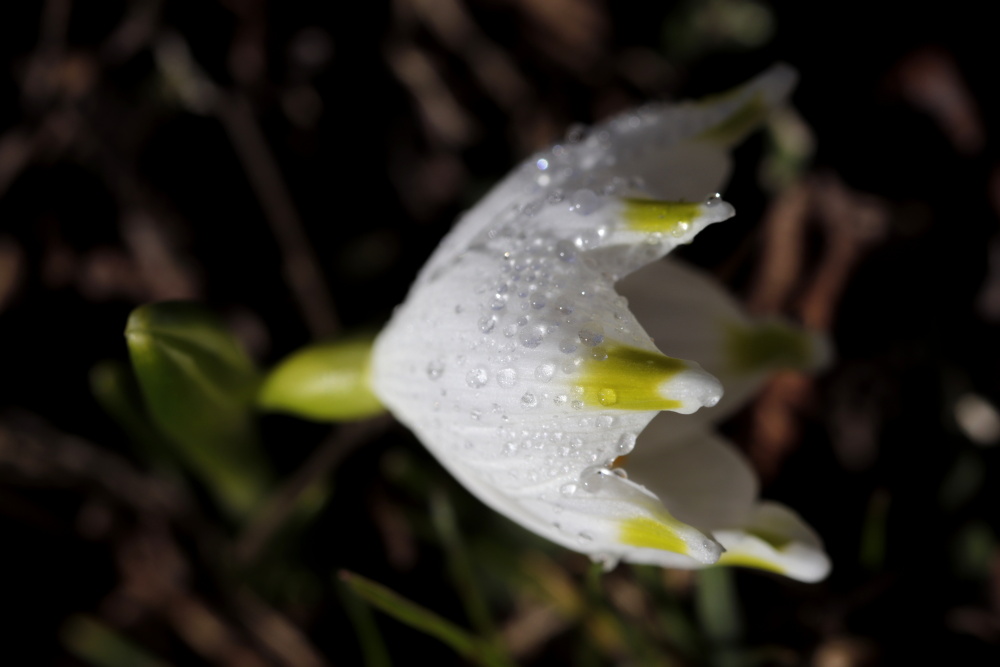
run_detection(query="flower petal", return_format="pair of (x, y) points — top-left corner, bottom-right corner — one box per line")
(714, 502), (831, 582)
(625, 425), (758, 531)
(617, 257), (831, 429)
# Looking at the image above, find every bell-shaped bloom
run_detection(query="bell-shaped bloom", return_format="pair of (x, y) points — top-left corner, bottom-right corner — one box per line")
(370, 65), (830, 580)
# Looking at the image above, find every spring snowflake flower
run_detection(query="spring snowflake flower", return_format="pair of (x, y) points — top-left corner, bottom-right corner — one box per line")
(371, 65), (830, 581)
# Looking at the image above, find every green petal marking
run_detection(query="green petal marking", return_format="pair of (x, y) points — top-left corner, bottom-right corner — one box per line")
(619, 515), (693, 556)
(696, 92), (768, 145)
(723, 320), (812, 375)
(715, 551), (787, 575)
(622, 198), (704, 235)
(576, 343), (686, 411)
(745, 527), (794, 551)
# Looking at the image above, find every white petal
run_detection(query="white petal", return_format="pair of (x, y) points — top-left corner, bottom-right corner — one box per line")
(626, 425), (758, 531)
(371, 66), (797, 566)
(714, 502), (831, 583)
(618, 257), (831, 429)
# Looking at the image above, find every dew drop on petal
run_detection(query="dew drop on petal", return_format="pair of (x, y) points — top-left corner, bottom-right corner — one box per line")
(560, 483), (577, 496)
(570, 189), (601, 216)
(559, 338), (578, 354)
(553, 394), (567, 406)
(478, 316), (496, 333)
(596, 415), (615, 428)
(578, 326), (604, 347)
(520, 325), (544, 348)
(598, 387), (617, 406)
(555, 240), (577, 262)
(521, 392), (537, 408)
(427, 361), (444, 380)
(580, 466), (608, 493)
(615, 432), (637, 455)
(497, 368), (518, 388)
(466, 368), (488, 388)
(535, 363), (555, 382)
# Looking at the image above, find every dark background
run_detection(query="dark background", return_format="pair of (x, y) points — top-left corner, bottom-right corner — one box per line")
(2, 1), (1000, 665)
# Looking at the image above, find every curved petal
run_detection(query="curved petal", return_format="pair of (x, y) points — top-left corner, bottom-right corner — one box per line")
(714, 502), (831, 583)
(625, 424), (758, 532)
(618, 257), (831, 429)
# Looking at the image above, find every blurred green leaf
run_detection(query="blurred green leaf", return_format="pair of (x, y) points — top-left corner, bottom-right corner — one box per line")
(61, 615), (171, 667)
(697, 568), (744, 667)
(125, 301), (269, 516)
(257, 338), (385, 422)
(339, 570), (508, 667)
(430, 491), (510, 664)
(337, 577), (393, 667)
(89, 359), (177, 468)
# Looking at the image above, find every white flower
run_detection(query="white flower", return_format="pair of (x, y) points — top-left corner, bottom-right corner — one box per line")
(371, 65), (830, 580)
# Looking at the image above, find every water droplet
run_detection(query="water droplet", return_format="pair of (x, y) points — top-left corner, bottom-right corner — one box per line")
(598, 389), (618, 407)
(466, 368), (488, 388)
(559, 338), (578, 354)
(497, 368), (518, 387)
(520, 325), (544, 348)
(595, 415), (615, 428)
(553, 394), (567, 406)
(615, 433), (636, 455)
(591, 346), (608, 361)
(555, 240), (577, 263)
(578, 532), (594, 542)
(560, 483), (577, 496)
(569, 189), (600, 216)
(571, 400), (584, 410)
(470, 409), (482, 421)
(491, 296), (506, 310)
(578, 326), (605, 347)
(426, 361), (444, 380)
(535, 363), (555, 382)
(521, 392), (537, 408)
(581, 466), (609, 493)
(478, 316), (496, 333)
(503, 442), (518, 456)
(705, 192), (722, 207)
(557, 303), (573, 315)
(531, 298), (546, 310)
(536, 158), (549, 170)
(547, 189), (565, 204)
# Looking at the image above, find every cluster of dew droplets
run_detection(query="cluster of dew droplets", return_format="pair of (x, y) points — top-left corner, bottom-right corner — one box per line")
(441, 149), (658, 499)
(376, 106), (705, 549)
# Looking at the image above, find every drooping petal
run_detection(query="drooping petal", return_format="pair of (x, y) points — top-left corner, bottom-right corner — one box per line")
(714, 502), (831, 582)
(625, 424), (758, 532)
(617, 257), (831, 431)
(371, 65), (797, 566)
(625, 426), (829, 582)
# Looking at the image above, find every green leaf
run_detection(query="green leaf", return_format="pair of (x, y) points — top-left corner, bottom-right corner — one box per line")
(125, 301), (269, 516)
(89, 359), (177, 468)
(338, 571), (507, 667)
(257, 338), (385, 422)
